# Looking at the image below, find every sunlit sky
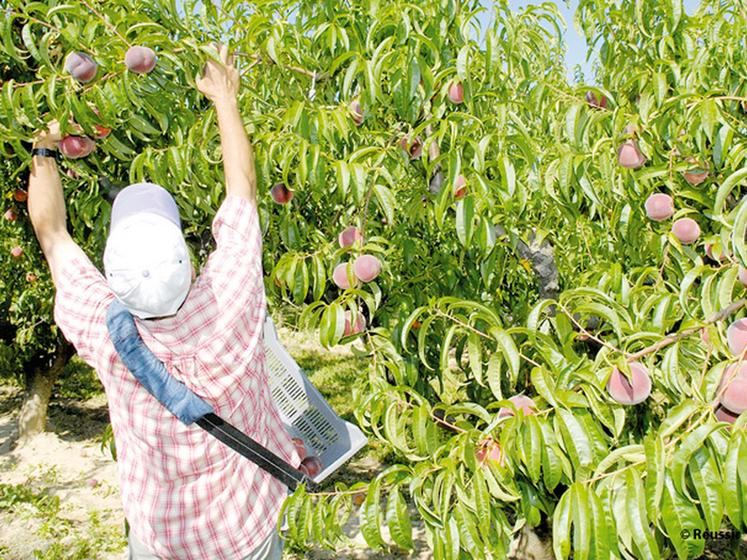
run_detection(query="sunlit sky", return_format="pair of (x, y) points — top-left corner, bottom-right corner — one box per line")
(494, 0), (702, 82)
(213, 0), (704, 83)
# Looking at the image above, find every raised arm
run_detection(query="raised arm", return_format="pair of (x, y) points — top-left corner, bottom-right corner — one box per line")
(27, 122), (83, 284)
(196, 45), (256, 204)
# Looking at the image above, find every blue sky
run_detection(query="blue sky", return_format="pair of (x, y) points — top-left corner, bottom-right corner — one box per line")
(488, 0), (702, 81)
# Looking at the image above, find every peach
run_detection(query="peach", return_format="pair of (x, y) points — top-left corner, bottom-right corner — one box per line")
(125, 46), (157, 74)
(684, 170), (708, 186)
(644, 193), (674, 222)
(606, 362), (651, 405)
(671, 218), (700, 244)
(715, 404), (740, 424)
(10, 246), (23, 259)
(91, 108), (110, 139)
(60, 136), (96, 159)
(93, 124), (110, 139)
(454, 175), (467, 199)
(270, 183), (293, 204)
(332, 263), (356, 289)
(701, 328), (710, 347)
(498, 395), (537, 419)
(448, 81), (464, 104)
(4, 209), (17, 222)
(585, 91), (607, 109)
(349, 100), (363, 126)
(400, 136), (423, 159)
(617, 140), (645, 169)
(291, 437), (306, 461)
(706, 243), (728, 262)
(719, 362), (747, 413)
(683, 158), (708, 186)
(353, 254), (381, 283)
(299, 456), (322, 478)
(727, 318), (747, 355)
(13, 189), (27, 202)
(65, 52), (97, 83)
(476, 438), (504, 466)
(338, 226), (363, 248)
(343, 309), (366, 336)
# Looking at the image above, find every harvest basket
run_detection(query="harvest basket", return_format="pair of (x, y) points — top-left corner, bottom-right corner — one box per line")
(263, 316), (368, 483)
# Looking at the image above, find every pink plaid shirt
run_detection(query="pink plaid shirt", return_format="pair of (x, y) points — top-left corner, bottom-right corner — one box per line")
(53, 195), (301, 559)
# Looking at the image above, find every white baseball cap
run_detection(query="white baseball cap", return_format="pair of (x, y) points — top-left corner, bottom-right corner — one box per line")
(103, 183), (192, 319)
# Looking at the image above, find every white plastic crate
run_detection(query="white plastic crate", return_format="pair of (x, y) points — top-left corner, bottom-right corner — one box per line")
(262, 316), (368, 483)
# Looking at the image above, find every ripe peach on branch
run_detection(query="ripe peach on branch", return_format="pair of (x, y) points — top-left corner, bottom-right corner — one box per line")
(65, 52), (97, 83)
(606, 362), (651, 405)
(497, 395), (537, 419)
(585, 91), (607, 108)
(617, 139), (646, 169)
(348, 100), (364, 126)
(125, 46), (157, 74)
(332, 262), (357, 289)
(718, 362), (747, 414)
(270, 183), (293, 204)
(447, 81), (464, 104)
(338, 226), (363, 248)
(475, 438), (504, 466)
(60, 136), (96, 159)
(671, 218), (700, 244)
(353, 255), (381, 283)
(644, 193), (674, 222)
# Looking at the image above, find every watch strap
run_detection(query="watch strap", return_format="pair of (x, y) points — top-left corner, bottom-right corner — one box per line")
(31, 147), (60, 161)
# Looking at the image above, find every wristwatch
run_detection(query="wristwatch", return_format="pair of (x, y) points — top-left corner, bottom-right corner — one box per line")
(31, 147), (60, 161)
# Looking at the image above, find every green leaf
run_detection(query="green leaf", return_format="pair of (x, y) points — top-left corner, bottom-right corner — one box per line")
(700, 99), (719, 142)
(723, 433), (744, 530)
(386, 486), (413, 550)
(625, 469), (660, 560)
(489, 327), (520, 384)
(486, 353), (503, 400)
(360, 477), (383, 549)
(556, 408), (593, 474)
(571, 483), (591, 560)
(671, 424), (719, 501)
(661, 474), (705, 560)
(456, 46), (469, 81)
(688, 447), (723, 532)
(455, 195), (474, 247)
(714, 168), (747, 216)
(552, 487), (572, 560)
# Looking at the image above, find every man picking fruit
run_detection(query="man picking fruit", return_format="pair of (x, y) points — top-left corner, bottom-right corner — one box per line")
(27, 46), (305, 560)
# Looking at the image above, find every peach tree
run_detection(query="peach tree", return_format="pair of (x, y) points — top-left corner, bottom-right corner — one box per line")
(3, 0), (747, 558)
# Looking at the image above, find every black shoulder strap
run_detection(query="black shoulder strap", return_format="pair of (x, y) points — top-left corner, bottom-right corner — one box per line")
(106, 300), (312, 491)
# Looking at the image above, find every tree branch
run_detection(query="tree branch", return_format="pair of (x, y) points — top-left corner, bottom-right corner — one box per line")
(627, 298), (747, 362)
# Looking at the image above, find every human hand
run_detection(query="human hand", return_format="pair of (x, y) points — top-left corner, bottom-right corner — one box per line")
(196, 44), (239, 106)
(33, 120), (62, 149)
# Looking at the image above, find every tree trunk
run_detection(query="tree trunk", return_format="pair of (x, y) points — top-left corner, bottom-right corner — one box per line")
(17, 341), (73, 440)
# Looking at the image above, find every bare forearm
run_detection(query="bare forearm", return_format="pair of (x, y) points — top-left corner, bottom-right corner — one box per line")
(214, 98), (256, 203)
(28, 149), (69, 255)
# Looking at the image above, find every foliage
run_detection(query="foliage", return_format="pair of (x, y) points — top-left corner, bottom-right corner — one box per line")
(5, 0), (747, 558)
(0, 482), (60, 514)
